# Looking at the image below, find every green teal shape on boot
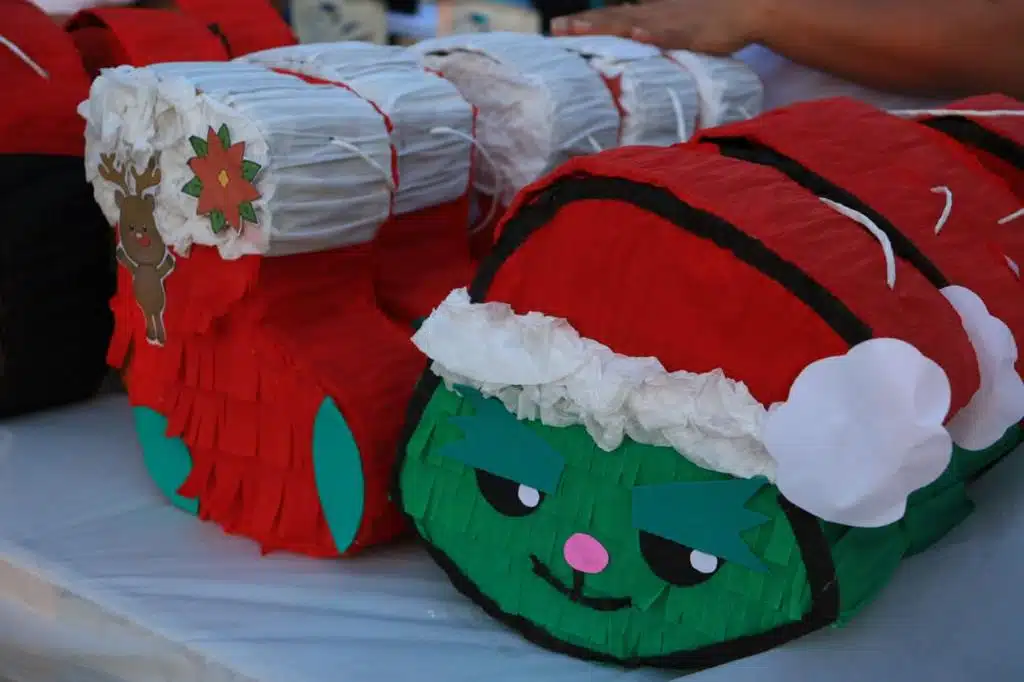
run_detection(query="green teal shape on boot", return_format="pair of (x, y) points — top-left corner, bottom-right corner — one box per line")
(312, 397), (364, 554)
(133, 406), (199, 515)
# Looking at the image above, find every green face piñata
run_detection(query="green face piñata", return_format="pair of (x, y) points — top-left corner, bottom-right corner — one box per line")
(398, 383), (839, 666)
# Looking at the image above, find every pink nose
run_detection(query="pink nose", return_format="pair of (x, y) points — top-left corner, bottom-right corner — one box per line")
(563, 533), (610, 574)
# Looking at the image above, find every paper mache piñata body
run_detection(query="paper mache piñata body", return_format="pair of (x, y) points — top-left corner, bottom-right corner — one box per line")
(0, 0), (114, 418)
(406, 32), (763, 257)
(81, 57), (474, 556)
(396, 96), (1024, 667)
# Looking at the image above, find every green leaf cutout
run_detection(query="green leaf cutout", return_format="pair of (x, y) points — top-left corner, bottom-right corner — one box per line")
(209, 209), (227, 234)
(189, 135), (209, 157)
(217, 123), (231, 150)
(238, 201), (257, 224)
(181, 176), (203, 198)
(241, 160), (262, 182)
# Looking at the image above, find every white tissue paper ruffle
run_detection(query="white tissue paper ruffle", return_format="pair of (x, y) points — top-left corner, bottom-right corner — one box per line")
(415, 289), (960, 527)
(553, 35), (700, 145)
(762, 338), (953, 528)
(413, 289), (776, 480)
(80, 62), (393, 259)
(666, 51), (763, 128)
(940, 286), (1024, 450)
(243, 42), (474, 216)
(409, 32), (620, 205)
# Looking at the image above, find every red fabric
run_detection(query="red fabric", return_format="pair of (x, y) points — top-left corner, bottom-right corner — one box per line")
(0, 0), (90, 156)
(696, 97), (1024, 375)
(489, 143), (978, 414)
(174, 0), (296, 57)
(67, 8), (230, 77)
(116, 241), (421, 556)
(929, 95), (1024, 280)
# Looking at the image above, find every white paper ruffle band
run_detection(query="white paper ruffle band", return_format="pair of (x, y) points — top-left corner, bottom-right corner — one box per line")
(413, 288), (1024, 528)
(80, 62), (396, 259)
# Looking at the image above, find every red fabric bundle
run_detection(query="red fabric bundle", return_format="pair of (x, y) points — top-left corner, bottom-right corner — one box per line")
(0, 0), (113, 416)
(487, 141), (980, 413)
(918, 95), (1024, 200)
(695, 97), (1024, 373)
(67, 7), (230, 78)
(174, 0), (296, 57)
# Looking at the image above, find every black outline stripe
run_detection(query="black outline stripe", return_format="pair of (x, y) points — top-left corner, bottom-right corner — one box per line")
(707, 136), (950, 290)
(922, 116), (1024, 171)
(471, 173), (872, 345)
(394, 171), (845, 670)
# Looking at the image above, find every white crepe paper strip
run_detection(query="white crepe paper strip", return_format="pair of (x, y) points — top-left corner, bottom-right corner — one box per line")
(413, 289), (957, 527)
(940, 286), (1024, 450)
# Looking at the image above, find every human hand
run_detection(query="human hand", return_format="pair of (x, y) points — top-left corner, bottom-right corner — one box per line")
(550, 0), (768, 55)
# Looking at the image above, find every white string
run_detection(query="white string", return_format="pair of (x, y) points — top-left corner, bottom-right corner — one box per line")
(666, 88), (690, 142)
(430, 126), (504, 235)
(586, 135), (604, 153)
(328, 137), (396, 191)
(930, 186), (953, 234)
(1006, 256), (1020, 278)
(820, 197), (898, 289)
(998, 208), (1024, 225)
(888, 108), (1024, 119)
(0, 35), (48, 80)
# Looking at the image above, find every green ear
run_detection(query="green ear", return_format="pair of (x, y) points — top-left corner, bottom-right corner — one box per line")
(133, 406), (199, 515)
(312, 397), (365, 554)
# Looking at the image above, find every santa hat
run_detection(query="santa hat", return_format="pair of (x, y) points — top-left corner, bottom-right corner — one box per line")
(412, 125), (1024, 527)
(0, 0), (114, 416)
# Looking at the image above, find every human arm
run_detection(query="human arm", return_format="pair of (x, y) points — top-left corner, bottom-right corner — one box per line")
(552, 0), (1024, 100)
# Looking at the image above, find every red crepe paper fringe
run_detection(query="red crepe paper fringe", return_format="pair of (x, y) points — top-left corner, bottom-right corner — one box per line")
(115, 242), (420, 556)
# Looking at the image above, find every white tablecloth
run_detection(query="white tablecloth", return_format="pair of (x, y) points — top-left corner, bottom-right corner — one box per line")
(0, 395), (1020, 682)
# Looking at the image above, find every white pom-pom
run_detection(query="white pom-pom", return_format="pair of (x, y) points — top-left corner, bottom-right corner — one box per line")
(941, 286), (1024, 450)
(762, 338), (953, 527)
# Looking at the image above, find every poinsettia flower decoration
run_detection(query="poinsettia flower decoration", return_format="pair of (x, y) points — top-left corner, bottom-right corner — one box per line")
(182, 124), (262, 234)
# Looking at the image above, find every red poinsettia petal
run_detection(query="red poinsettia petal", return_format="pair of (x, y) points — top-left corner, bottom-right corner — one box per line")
(226, 141), (247, 167)
(196, 185), (225, 217)
(223, 202), (242, 231)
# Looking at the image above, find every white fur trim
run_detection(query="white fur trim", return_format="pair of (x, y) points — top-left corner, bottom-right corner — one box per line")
(941, 286), (1024, 450)
(413, 289), (958, 528)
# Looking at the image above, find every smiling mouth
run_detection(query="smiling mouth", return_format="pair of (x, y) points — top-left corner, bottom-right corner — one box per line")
(529, 555), (632, 612)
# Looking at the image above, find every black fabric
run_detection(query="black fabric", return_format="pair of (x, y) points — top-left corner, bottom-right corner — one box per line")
(395, 171), (844, 670)
(922, 116), (1024, 171)
(0, 154), (115, 417)
(709, 137), (951, 290)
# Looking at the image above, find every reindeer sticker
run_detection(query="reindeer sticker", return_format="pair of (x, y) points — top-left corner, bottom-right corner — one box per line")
(98, 153), (174, 346)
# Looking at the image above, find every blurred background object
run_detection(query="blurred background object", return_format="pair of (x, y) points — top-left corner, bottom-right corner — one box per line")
(292, 0), (388, 43)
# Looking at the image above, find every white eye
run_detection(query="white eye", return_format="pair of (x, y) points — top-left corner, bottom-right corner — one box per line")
(517, 485), (541, 508)
(689, 550), (719, 575)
